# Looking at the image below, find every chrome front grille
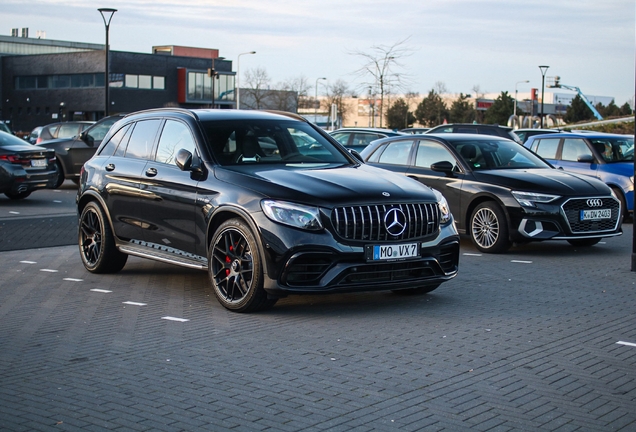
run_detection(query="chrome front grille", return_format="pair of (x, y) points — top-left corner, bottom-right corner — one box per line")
(561, 197), (620, 233)
(331, 203), (440, 242)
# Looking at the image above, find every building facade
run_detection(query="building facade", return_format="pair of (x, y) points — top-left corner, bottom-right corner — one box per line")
(1, 35), (235, 134)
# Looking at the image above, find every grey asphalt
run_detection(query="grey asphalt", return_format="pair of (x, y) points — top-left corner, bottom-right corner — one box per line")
(0, 186), (635, 431)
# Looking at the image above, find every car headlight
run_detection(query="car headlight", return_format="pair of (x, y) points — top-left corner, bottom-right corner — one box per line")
(261, 200), (323, 230)
(431, 189), (452, 224)
(511, 191), (560, 208)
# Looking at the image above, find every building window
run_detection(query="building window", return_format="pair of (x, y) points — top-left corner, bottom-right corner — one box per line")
(185, 70), (234, 103)
(15, 73), (105, 90)
(125, 74), (138, 88)
(153, 76), (165, 90)
(138, 75), (152, 89)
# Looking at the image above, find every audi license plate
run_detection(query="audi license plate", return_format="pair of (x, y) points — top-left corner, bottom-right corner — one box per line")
(367, 243), (419, 261)
(580, 209), (611, 221)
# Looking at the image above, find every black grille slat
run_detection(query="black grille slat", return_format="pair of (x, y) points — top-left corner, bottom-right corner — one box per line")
(561, 197), (620, 233)
(332, 203), (440, 242)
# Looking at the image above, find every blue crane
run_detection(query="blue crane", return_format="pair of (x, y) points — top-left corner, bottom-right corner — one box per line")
(547, 76), (603, 120)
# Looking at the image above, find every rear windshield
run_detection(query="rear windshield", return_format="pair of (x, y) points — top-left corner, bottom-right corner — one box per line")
(201, 119), (350, 166)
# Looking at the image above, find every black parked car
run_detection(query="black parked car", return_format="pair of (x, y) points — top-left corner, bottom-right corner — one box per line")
(360, 133), (622, 253)
(77, 109), (460, 312)
(38, 115), (123, 187)
(426, 123), (522, 144)
(0, 131), (58, 199)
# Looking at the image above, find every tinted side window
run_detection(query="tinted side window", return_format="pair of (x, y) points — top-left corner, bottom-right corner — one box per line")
(124, 120), (161, 160)
(377, 140), (413, 165)
(533, 138), (559, 159)
(561, 138), (591, 162)
(351, 133), (382, 147)
(415, 140), (457, 170)
(331, 133), (349, 145)
(155, 120), (196, 165)
(99, 124), (131, 156)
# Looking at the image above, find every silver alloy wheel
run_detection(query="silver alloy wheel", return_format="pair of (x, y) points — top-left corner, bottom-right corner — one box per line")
(472, 206), (500, 249)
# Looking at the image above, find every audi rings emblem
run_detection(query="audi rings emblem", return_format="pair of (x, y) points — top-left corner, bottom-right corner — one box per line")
(587, 198), (603, 207)
(384, 208), (407, 236)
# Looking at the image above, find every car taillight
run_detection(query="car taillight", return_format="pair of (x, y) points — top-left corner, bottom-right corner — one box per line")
(36, 137), (42, 144)
(0, 154), (20, 163)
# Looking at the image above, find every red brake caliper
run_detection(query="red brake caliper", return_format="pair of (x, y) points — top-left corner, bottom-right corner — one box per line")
(225, 245), (233, 276)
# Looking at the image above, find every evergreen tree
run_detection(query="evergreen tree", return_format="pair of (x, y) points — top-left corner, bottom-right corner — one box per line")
(619, 102), (633, 116)
(386, 98), (415, 130)
(448, 93), (476, 123)
(483, 91), (514, 125)
(564, 95), (595, 123)
(415, 90), (449, 126)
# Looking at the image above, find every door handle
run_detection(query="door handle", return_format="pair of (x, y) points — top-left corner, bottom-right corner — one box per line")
(105, 163), (115, 171)
(145, 167), (158, 177)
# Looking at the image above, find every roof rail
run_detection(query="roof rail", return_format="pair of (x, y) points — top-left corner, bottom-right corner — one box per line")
(124, 107), (199, 121)
(264, 110), (308, 122)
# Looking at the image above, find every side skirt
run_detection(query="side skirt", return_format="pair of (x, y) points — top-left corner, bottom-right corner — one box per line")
(118, 239), (208, 271)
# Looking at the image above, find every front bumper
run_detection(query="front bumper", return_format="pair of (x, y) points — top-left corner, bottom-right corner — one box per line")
(256, 216), (460, 296)
(509, 195), (622, 242)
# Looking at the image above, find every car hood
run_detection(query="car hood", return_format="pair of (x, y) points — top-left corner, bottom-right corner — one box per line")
(473, 168), (611, 196)
(215, 163), (437, 207)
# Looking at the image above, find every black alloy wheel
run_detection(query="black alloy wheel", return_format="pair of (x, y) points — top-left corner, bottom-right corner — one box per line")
(470, 201), (511, 253)
(78, 201), (128, 273)
(209, 219), (276, 312)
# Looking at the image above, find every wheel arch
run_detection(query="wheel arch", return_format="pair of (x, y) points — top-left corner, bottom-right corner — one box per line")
(206, 205), (268, 265)
(464, 194), (511, 233)
(77, 191), (118, 241)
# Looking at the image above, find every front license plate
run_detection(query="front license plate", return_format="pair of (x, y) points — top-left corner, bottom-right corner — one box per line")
(580, 209), (611, 221)
(31, 159), (47, 167)
(368, 243), (419, 261)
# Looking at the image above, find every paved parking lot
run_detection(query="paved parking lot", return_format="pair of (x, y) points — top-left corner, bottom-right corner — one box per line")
(1, 189), (635, 431)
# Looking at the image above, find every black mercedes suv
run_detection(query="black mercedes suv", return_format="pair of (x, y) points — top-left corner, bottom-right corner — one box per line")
(77, 109), (460, 312)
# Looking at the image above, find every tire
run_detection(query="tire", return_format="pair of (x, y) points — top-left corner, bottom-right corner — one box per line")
(470, 201), (511, 253)
(78, 201), (128, 273)
(53, 161), (65, 188)
(209, 218), (276, 312)
(392, 283), (441, 295)
(5, 190), (31, 200)
(567, 238), (601, 247)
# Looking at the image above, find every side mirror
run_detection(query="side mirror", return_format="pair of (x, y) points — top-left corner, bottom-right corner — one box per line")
(176, 149), (193, 171)
(577, 154), (594, 163)
(81, 131), (95, 147)
(430, 161), (455, 175)
(348, 149), (364, 163)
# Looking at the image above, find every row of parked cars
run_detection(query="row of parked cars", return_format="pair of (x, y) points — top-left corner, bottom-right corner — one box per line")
(329, 123), (632, 254)
(1, 112), (631, 312)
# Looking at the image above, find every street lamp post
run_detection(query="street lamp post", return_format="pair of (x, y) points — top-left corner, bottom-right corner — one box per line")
(514, 80), (529, 118)
(315, 77), (326, 124)
(539, 65), (549, 127)
(236, 51), (256, 109)
(98, 8), (117, 117)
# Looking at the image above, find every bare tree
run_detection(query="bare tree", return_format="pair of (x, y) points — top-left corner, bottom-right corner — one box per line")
(242, 67), (271, 110)
(280, 75), (311, 110)
(434, 81), (448, 95)
(472, 84), (485, 99)
(350, 37), (414, 127)
(324, 79), (352, 127)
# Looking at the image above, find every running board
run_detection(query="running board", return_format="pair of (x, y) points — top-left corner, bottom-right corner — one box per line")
(118, 242), (207, 270)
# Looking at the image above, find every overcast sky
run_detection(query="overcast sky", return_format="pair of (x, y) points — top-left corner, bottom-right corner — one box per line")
(2, 0), (634, 105)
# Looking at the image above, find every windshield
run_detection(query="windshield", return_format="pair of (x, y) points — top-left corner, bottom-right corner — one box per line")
(590, 137), (634, 162)
(201, 119), (350, 166)
(450, 139), (551, 170)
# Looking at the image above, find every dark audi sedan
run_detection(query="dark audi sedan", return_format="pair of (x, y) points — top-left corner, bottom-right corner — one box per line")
(360, 133), (622, 253)
(0, 130), (58, 199)
(77, 109), (460, 312)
